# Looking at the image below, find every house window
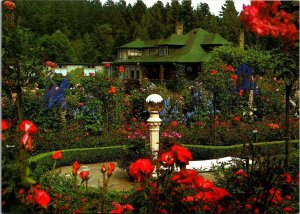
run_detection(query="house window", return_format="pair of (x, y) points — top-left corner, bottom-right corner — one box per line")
(159, 46), (168, 56)
(118, 49), (127, 60)
(136, 70), (140, 79)
(148, 49), (156, 56)
(128, 49), (142, 58)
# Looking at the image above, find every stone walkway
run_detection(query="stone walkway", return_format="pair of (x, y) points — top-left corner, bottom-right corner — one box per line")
(57, 162), (215, 191)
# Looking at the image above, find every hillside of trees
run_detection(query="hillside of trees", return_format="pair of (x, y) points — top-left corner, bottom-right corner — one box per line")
(5, 0), (283, 63)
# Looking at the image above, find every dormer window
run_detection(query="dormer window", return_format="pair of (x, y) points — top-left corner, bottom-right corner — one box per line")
(159, 46), (168, 56)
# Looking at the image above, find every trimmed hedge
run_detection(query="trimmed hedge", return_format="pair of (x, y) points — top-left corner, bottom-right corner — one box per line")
(185, 140), (299, 160)
(29, 146), (124, 168)
(29, 141), (299, 167)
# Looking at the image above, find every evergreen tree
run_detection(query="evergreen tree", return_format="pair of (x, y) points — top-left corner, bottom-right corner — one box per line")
(219, 0), (241, 44)
(179, 0), (195, 33)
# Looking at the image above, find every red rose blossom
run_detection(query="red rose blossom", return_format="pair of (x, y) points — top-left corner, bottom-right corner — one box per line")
(2, 120), (10, 131)
(107, 162), (115, 177)
(73, 161), (80, 175)
(34, 189), (51, 208)
(210, 69), (218, 75)
(159, 152), (175, 166)
(129, 159), (154, 182)
(3, 1), (16, 10)
(79, 171), (90, 181)
(171, 144), (193, 165)
(19, 120), (38, 134)
(108, 86), (117, 94)
(52, 150), (63, 160)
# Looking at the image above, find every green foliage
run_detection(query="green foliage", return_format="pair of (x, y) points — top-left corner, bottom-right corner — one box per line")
(74, 99), (104, 135)
(209, 46), (273, 74)
(67, 67), (84, 86)
(38, 30), (77, 63)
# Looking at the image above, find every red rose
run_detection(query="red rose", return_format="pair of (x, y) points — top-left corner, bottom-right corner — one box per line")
(238, 89), (244, 96)
(172, 169), (198, 185)
(129, 159), (154, 182)
(108, 86), (117, 94)
(107, 162), (115, 177)
(34, 190), (51, 208)
(171, 144), (193, 165)
(19, 120), (38, 134)
(233, 116), (241, 121)
(283, 207), (294, 213)
(79, 171), (90, 181)
(170, 120), (179, 127)
(73, 161), (80, 175)
(104, 63), (110, 68)
(231, 74), (238, 84)
(118, 66), (125, 73)
(210, 70), (218, 75)
(46, 61), (57, 69)
(3, 1), (16, 10)
(101, 164), (106, 174)
(52, 150), (63, 160)
(235, 169), (248, 177)
(225, 65), (235, 72)
(268, 123), (280, 129)
(159, 152), (175, 166)
(2, 120), (10, 131)
(20, 133), (33, 151)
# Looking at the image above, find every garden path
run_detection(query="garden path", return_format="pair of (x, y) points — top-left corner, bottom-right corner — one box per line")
(57, 162), (215, 191)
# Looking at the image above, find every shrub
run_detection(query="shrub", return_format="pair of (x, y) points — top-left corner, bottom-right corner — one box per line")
(29, 146), (124, 168)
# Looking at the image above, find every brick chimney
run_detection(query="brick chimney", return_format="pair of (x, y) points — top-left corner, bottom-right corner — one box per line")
(175, 22), (183, 35)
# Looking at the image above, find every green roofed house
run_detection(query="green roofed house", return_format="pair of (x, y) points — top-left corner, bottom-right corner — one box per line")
(114, 23), (231, 84)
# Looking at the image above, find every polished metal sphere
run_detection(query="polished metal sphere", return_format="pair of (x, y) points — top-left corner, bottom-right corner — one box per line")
(145, 94), (164, 113)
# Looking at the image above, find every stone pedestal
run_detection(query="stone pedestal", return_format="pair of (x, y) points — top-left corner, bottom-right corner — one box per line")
(147, 112), (161, 159)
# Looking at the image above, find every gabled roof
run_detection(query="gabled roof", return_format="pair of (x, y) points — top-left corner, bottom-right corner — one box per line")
(115, 28), (231, 64)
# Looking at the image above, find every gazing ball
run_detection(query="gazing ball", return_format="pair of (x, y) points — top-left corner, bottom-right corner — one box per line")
(145, 94), (164, 113)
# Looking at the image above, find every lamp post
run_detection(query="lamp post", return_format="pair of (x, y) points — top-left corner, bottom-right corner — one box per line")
(146, 94), (164, 160)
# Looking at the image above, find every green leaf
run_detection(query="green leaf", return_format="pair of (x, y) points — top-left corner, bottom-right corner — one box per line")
(23, 176), (37, 186)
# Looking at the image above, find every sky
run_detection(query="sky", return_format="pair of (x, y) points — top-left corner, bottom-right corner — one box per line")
(102, 0), (251, 16)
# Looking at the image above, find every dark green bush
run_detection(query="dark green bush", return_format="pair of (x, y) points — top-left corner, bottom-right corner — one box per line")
(29, 146), (124, 168)
(185, 140), (299, 160)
